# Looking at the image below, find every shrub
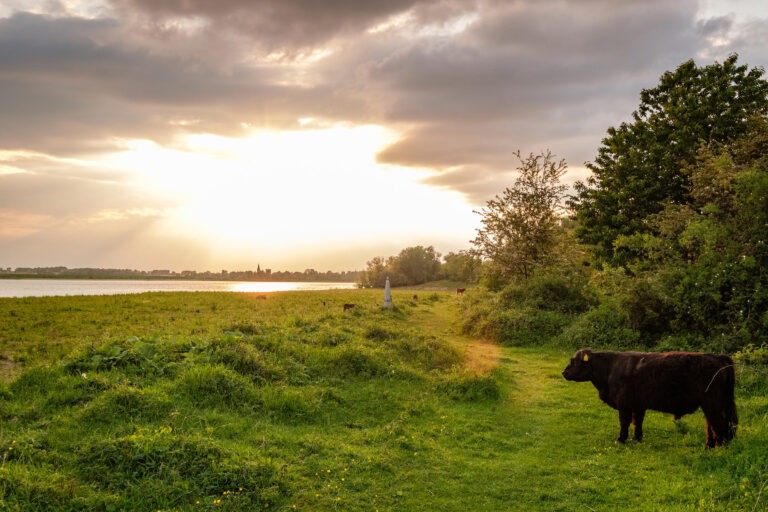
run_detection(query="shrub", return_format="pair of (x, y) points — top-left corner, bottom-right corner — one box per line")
(458, 288), (502, 340)
(558, 300), (641, 349)
(734, 343), (768, 394)
(460, 274), (594, 347)
(494, 307), (571, 346)
(500, 270), (595, 314)
(63, 337), (186, 378)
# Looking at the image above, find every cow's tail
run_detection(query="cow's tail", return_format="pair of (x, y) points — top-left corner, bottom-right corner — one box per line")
(716, 355), (738, 442)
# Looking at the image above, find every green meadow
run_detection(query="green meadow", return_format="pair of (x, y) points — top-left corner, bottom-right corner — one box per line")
(0, 290), (766, 511)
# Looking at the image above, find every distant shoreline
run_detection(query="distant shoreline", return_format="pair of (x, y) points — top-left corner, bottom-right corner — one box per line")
(0, 278), (359, 298)
(0, 274), (357, 283)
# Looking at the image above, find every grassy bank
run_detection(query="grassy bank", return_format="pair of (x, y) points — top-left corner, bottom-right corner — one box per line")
(0, 290), (766, 510)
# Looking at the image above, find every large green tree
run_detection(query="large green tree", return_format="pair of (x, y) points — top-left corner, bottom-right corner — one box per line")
(472, 150), (568, 284)
(358, 245), (442, 287)
(390, 245), (442, 286)
(653, 117), (768, 347)
(571, 54), (768, 266)
(440, 251), (482, 283)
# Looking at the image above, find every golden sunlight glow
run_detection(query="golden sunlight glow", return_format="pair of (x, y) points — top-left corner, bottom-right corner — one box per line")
(105, 123), (478, 267)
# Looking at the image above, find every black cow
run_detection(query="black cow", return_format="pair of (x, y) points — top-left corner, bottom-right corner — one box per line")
(562, 349), (737, 447)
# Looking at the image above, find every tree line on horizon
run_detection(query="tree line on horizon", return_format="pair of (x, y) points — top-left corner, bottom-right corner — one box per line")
(1, 266), (361, 282)
(364, 54), (768, 353)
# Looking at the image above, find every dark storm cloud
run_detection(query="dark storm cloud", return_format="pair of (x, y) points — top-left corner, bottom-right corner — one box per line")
(109, 0), (450, 50)
(1, 0), (766, 208)
(366, 0), (703, 197)
(0, 11), (366, 155)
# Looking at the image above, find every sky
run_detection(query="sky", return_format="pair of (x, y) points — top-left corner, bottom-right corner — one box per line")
(1, 1), (767, 272)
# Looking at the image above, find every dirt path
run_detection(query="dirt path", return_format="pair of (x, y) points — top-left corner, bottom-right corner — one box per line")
(464, 338), (501, 375)
(408, 297), (502, 376)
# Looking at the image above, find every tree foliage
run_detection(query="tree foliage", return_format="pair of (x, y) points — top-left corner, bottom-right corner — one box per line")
(460, 58), (768, 353)
(471, 150), (568, 284)
(358, 246), (442, 288)
(440, 251), (482, 282)
(571, 54), (768, 266)
(390, 245), (442, 286)
(637, 117), (768, 348)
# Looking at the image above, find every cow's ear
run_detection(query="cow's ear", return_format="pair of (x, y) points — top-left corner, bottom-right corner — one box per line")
(582, 353), (590, 362)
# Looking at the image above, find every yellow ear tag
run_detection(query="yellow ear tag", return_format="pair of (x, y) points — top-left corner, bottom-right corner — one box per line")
(582, 354), (590, 362)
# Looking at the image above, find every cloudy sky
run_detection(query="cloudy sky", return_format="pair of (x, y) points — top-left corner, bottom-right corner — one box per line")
(1, 0), (767, 272)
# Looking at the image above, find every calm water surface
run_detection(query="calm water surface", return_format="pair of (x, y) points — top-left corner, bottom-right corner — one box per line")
(0, 279), (357, 298)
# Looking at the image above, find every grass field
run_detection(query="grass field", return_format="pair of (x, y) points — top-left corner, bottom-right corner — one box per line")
(0, 289), (766, 510)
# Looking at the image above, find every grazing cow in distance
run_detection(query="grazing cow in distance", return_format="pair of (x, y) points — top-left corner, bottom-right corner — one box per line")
(343, 303), (356, 312)
(562, 349), (737, 447)
(456, 288), (466, 295)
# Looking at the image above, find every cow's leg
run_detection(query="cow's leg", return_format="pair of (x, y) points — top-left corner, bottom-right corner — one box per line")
(705, 420), (717, 448)
(725, 399), (738, 443)
(617, 409), (632, 443)
(632, 409), (646, 442)
(702, 405), (731, 447)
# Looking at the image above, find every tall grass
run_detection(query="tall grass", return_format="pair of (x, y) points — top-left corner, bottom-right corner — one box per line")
(0, 289), (766, 510)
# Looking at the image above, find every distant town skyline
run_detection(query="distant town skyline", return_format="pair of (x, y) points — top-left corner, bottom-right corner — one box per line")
(2, 265), (360, 282)
(1, 0), (766, 271)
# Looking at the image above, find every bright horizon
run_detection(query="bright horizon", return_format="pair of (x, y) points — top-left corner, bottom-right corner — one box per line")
(1, 0), (766, 272)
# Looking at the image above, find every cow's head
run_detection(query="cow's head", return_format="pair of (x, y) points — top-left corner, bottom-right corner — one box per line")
(562, 349), (594, 382)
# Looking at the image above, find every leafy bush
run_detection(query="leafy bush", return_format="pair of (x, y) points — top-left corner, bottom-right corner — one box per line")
(63, 336), (187, 378)
(458, 288), (503, 340)
(557, 300), (641, 349)
(494, 307), (571, 346)
(459, 273), (593, 347)
(734, 343), (768, 395)
(500, 270), (595, 314)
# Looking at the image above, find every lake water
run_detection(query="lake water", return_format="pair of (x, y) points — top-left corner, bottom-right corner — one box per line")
(0, 279), (358, 298)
